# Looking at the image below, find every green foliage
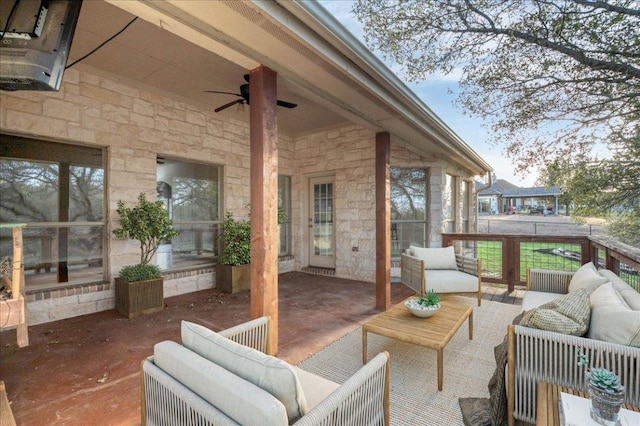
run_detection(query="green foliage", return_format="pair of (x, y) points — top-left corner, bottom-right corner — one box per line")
(113, 192), (179, 268)
(577, 348), (625, 394)
(118, 264), (162, 283)
(218, 212), (251, 266)
(354, 0), (640, 245)
(416, 289), (440, 307)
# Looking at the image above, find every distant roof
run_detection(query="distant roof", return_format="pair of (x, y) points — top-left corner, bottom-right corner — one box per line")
(478, 179), (562, 197)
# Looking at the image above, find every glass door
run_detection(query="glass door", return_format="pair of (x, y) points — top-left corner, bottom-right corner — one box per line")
(309, 177), (335, 268)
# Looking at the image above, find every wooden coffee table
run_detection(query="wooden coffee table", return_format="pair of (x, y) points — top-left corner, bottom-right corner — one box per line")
(362, 298), (473, 390)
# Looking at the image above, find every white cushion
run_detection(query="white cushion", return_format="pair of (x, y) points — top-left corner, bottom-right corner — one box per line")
(410, 245), (458, 270)
(292, 366), (339, 410)
(588, 283), (640, 347)
(568, 262), (608, 294)
(181, 321), (308, 422)
(424, 270), (478, 293)
(154, 341), (288, 425)
(521, 291), (564, 312)
(599, 269), (640, 310)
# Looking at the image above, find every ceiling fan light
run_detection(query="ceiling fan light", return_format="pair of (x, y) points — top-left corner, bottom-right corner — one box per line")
(237, 102), (245, 112)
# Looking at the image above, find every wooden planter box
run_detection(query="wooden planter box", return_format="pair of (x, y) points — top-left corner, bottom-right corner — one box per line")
(115, 277), (164, 319)
(216, 264), (251, 294)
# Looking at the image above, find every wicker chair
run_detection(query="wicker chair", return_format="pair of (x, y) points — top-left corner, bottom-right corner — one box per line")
(401, 248), (482, 306)
(142, 316), (390, 426)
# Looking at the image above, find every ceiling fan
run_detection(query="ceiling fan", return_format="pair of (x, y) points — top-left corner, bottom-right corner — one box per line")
(205, 74), (298, 113)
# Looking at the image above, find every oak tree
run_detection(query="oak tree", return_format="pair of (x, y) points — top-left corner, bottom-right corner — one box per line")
(353, 0), (640, 245)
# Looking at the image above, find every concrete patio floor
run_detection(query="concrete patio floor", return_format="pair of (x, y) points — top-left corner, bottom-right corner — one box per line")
(0, 272), (523, 426)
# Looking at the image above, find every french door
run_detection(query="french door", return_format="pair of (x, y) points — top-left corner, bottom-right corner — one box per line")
(309, 177), (335, 268)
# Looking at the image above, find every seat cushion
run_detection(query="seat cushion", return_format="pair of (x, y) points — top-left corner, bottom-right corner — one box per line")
(410, 245), (458, 270)
(589, 283), (640, 347)
(181, 321), (308, 422)
(567, 262), (608, 294)
(521, 291), (564, 312)
(519, 288), (591, 336)
(424, 270), (479, 293)
(153, 341), (288, 425)
(292, 366), (339, 410)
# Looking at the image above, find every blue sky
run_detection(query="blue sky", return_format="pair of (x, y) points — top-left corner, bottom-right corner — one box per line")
(319, 1), (538, 187)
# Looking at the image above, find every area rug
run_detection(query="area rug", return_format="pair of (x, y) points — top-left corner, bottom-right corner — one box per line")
(297, 297), (522, 425)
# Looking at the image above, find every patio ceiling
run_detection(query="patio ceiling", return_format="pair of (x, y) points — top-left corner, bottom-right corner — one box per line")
(69, 0), (492, 176)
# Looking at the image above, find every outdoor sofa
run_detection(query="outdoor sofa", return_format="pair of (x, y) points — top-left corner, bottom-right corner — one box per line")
(401, 245), (482, 306)
(506, 262), (640, 425)
(141, 316), (390, 426)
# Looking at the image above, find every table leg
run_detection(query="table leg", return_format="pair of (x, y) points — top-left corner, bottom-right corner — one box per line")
(437, 347), (443, 391)
(468, 310), (473, 340)
(362, 328), (368, 364)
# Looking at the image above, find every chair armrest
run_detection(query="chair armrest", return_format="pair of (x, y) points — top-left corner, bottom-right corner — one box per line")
(506, 325), (640, 426)
(455, 254), (480, 276)
(219, 316), (270, 353)
(142, 357), (239, 426)
(294, 351), (390, 426)
(401, 253), (425, 296)
(526, 269), (572, 293)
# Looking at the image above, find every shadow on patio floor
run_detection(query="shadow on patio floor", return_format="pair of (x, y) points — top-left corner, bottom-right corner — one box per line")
(0, 272), (522, 425)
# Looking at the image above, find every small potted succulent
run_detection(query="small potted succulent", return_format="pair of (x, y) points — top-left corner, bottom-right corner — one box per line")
(577, 349), (626, 425)
(405, 289), (441, 318)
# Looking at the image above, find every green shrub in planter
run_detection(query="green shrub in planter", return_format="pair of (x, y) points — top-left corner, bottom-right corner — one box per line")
(218, 212), (251, 266)
(118, 264), (162, 282)
(113, 192), (179, 280)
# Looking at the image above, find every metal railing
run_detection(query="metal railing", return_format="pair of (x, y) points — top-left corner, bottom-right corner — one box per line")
(443, 233), (640, 293)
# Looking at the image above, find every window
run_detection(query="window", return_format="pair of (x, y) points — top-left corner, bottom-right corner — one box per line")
(462, 180), (471, 233)
(445, 174), (457, 233)
(0, 136), (105, 290)
(390, 168), (428, 255)
(156, 157), (222, 270)
(278, 175), (291, 256)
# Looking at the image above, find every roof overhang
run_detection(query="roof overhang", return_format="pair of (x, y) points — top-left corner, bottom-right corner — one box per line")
(98, 0), (491, 175)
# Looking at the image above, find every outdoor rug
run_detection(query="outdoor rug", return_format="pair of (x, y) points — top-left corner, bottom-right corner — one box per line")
(297, 296), (522, 425)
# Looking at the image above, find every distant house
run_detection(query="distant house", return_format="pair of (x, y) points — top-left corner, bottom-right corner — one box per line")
(477, 179), (562, 215)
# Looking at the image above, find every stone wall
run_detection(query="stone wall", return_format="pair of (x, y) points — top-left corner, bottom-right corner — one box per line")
(1, 64), (479, 323)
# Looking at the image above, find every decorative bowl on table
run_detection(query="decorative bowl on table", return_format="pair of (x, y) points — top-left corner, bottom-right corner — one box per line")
(405, 299), (441, 318)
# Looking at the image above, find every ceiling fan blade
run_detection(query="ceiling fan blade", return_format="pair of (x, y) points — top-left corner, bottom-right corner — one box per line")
(277, 100), (298, 109)
(215, 99), (243, 113)
(204, 90), (242, 96)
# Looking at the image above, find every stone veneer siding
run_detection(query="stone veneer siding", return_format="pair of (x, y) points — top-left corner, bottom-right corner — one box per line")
(1, 66), (477, 324)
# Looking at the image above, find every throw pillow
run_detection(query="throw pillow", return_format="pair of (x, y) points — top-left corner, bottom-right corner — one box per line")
(589, 283), (640, 347)
(181, 321), (308, 422)
(568, 262), (608, 294)
(410, 245), (458, 270)
(519, 288), (591, 336)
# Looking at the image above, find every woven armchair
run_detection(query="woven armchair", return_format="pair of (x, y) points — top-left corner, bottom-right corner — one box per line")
(142, 316), (390, 426)
(401, 252), (482, 306)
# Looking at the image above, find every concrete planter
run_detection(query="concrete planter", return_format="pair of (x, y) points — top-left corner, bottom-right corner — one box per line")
(216, 264), (251, 294)
(115, 277), (164, 318)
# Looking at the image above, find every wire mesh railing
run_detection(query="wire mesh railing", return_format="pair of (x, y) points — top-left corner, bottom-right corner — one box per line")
(444, 234), (639, 292)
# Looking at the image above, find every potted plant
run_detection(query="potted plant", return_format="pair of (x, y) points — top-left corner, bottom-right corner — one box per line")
(216, 211), (251, 294)
(112, 193), (179, 318)
(405, 289), (441, 317)
(577, 349), (626, 425)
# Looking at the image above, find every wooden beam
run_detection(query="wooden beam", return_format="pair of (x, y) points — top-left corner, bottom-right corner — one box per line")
(249, 65), (279, 355)
(375, 132), (391, 311)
